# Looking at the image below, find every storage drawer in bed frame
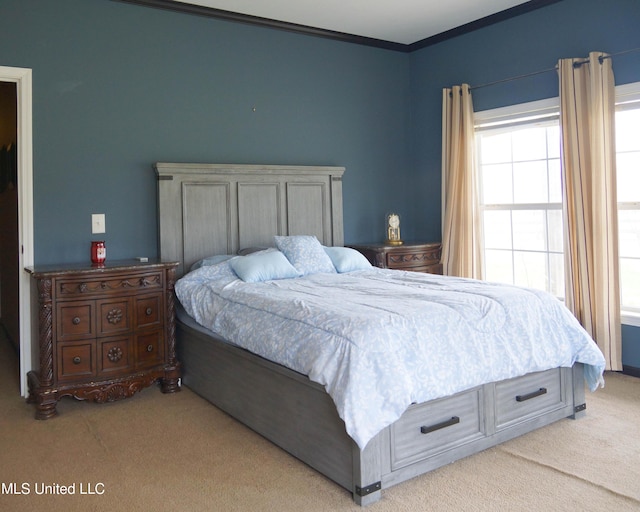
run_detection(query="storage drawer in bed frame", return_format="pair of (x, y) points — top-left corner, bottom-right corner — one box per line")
(494, 367), (567, 430)
(391, 387), (486, 470)
(382, 367), (573, 480)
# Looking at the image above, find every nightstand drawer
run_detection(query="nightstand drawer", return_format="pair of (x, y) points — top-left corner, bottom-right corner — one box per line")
(136, 331), (165, 368)
(386, 246), (440, 270)
(348, 242), (443, 274)
(57, 342), (96, 381)
(56, 271), (164, 298)
(98, 336), (133, 376)
(57, 302), (96, 341)
(98, 298), (132, 335)
(135, 294), (163, 329)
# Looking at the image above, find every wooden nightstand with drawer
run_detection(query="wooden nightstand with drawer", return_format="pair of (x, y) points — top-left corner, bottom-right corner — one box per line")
(348, 242), (443, 274)
(25, 259), (181, 419)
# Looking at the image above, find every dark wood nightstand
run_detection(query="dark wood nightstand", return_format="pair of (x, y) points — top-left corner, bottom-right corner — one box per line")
(25, 259), (181, 419)
(348, 242), (443, 274)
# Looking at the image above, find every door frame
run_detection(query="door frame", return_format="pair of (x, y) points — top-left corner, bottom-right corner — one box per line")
(1, 66), (34, 397)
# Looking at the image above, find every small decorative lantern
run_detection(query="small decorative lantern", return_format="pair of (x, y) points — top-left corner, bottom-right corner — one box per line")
(91, 240), (106, 265)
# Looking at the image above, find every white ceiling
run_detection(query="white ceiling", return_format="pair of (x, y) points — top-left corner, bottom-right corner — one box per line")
(171, 0), (532, 45)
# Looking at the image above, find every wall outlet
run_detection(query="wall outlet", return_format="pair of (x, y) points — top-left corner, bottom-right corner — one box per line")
(92, 213), (106, 234)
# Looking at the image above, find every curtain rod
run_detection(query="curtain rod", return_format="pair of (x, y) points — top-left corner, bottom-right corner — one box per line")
(470, 46), (640, 91)
(470, 67), (556, 91)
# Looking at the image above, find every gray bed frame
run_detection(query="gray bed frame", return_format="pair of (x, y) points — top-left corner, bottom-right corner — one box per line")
(155, 162), (587, 506)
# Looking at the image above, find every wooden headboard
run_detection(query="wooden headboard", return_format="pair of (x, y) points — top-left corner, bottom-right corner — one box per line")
(155, 163), (346, 277)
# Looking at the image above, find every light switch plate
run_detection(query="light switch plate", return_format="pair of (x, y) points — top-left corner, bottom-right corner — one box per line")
(92, 213), (106, 234)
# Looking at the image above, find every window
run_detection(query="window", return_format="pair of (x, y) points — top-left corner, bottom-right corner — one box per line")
(616, 93), (640, 319)
(475, 87), (640, 325)
(476, 100), (563, 297)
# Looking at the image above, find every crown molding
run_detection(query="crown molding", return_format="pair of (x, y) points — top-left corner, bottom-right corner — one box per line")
(112, 0), (406, 51)
(408, 0), (563, 52)
(112, 0), (564, 53)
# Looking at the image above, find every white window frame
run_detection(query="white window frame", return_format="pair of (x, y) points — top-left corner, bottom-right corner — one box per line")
(615, 82), (640, 327)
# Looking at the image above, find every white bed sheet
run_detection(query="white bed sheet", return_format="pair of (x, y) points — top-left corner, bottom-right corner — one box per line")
(175, 263), (606, 449)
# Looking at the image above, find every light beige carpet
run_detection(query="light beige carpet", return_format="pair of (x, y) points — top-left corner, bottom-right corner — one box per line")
(0, 333), (638, 512)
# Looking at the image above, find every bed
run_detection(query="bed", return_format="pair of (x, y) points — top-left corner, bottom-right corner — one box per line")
(155, 162), (605, 506)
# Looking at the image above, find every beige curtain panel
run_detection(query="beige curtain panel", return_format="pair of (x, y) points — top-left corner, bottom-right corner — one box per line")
(559, 51), (622, 371)
(440, 84), (483, 279)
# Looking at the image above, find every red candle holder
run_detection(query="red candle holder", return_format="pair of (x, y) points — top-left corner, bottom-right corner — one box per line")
(91, 241), (106, 265)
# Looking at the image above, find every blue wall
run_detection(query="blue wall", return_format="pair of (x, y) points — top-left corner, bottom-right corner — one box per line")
(1, 0), (411, 261)
(408, 0), (640, 369)
(3, 0), (639, 368)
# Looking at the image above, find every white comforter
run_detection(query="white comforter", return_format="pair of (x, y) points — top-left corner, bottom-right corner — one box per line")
(175, 263), (606, 449)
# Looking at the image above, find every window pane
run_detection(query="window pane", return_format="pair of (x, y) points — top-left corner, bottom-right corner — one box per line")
(547, 209), (564, 253)
(513, 161), (549, 203)
(481, 164), (513, 204)
(549, 253), (565, 300)
(620, 258), (640, 310)
(479, 132), (512, 164)
(512, 127), (547, 161)
(617, 152), (640, 203)
(513, 210), (546, 251)
(619, 210), (640, 258)
(485, 249), (513, 284)
(548, 159), (562, 203)
(547, 125), (561, 159)
(616, 109), (640, 152)
(483, 210), (512, 249)
(514, 251), (547, 290)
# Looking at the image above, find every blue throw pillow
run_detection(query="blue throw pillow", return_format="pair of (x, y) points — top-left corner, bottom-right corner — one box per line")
(230, 249), (301, 283)
(323, 246), (372, 273)
(274, 235), (336, 276)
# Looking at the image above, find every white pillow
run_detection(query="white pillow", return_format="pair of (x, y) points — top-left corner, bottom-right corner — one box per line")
(274, 235), (336, 276)
(323, 246), (372, 273)
(229, 250), (301, 283)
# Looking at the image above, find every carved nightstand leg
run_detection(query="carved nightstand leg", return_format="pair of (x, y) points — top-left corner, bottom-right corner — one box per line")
(160, 364), (182, 394)
(160, 379), (180, 393)
(35, 400), (58, 420)
(27, 370), (58, 420)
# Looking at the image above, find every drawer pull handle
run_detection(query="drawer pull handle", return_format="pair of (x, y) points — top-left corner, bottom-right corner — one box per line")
(420, 416), (460, 434)
(146, 344), (154, 352)
(516, 387), (547, 402)
(72, 317), (81, 325)
(72, 356), (81, 365)
(145, 307), (153, 316)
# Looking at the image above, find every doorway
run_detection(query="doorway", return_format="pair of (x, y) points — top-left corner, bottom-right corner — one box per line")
(0, 66), (33, 397)
(0, 82), (19, 357)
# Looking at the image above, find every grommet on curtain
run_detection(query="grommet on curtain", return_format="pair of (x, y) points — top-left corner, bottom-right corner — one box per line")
(572, 58), (590, 69)
(447, 86), (470, 96)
